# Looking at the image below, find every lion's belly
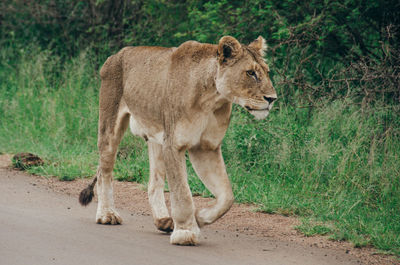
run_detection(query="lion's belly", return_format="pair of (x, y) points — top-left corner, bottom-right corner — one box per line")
(129, 115), (204, 147)
(129, 115), (164, 144)
(129, 112), (226, 150)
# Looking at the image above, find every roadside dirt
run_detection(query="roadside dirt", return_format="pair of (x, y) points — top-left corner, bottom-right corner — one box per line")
(0, 154), (398, 265)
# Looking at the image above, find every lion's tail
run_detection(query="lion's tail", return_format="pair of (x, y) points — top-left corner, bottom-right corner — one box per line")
(79, 177), (97, 206)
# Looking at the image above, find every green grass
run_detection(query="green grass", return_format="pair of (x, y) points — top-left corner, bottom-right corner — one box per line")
(1, 47), (399, 256)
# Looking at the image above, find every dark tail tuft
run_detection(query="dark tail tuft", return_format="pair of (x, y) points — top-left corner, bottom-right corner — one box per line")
(79, 177), (97, 206)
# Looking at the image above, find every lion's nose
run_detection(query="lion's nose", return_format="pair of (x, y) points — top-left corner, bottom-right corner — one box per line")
(263, 95), (277, 104)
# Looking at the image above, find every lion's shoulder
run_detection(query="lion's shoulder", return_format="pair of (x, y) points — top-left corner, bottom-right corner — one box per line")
(172, 41), (217, 64)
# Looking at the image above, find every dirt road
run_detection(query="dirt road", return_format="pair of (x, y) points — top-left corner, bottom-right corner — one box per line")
(0, 158), (387, 265)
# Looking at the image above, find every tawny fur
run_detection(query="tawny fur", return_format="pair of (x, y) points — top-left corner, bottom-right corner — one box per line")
(79, 36), (277, 245)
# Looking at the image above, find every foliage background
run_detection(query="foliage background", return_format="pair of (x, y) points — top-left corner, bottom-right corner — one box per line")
(0, 0), (399, 256)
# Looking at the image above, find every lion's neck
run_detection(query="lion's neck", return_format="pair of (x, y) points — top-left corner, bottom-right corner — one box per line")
(189, 56), (231, 113)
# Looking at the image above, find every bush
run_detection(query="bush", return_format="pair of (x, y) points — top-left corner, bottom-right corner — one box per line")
(1, 1), (399, 104)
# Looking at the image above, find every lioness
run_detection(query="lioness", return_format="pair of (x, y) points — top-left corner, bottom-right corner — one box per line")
(79, 36), (277, 245)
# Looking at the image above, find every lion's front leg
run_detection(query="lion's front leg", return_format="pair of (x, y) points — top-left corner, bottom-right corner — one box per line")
(188, 146), (234, 227)
(162, 144), (200, 245)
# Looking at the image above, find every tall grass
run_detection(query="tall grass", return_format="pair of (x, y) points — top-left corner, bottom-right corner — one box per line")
(0, 46), (99, 179)
(1, 47), (399, 255)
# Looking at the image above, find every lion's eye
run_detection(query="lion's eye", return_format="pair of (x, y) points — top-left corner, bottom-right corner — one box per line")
(246, 70), (255, 76)
(246, 70), (258, 81)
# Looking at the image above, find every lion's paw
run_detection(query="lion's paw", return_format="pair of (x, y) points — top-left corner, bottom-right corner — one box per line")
(170, 228), (200, 246)
(155, 217), (174, 233)
(96, 210), (122, 225)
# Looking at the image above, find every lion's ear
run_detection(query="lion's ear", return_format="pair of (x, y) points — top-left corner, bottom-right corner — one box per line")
(249, 36), (267, 56)
(218, 36), (242, 64)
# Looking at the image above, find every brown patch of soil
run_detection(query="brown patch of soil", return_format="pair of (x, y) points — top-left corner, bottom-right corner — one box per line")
(0, 154), (397, 265)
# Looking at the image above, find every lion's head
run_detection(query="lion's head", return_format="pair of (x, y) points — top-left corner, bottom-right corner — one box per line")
(215, 36), (277, 120)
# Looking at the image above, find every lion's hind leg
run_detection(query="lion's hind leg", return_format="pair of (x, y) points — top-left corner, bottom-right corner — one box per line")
(96, 101), (130, 224)
(148, 142), (174, 232)
(95, 55), (129, 225)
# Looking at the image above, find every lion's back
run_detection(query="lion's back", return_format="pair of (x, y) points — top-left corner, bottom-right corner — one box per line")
(100, 46), (174, 81)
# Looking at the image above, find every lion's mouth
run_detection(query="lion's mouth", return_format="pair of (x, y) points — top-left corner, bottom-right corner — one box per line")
(245, 106), (268, 111)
